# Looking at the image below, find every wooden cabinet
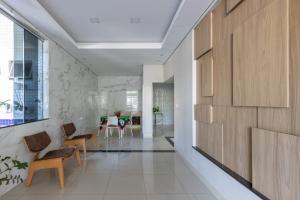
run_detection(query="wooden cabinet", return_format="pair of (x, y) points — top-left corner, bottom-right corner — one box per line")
(194, 12), (213, 59)
(233, 0), (289, 107)
(226, 0), (243, 13)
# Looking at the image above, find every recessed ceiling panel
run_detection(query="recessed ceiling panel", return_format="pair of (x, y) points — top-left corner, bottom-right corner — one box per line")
(37, 0), (181, 43)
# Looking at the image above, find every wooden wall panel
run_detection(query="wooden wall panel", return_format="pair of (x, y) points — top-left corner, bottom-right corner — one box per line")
(201, 51), (213, 97)
(194, 12), (213, 59)
(226, 0), (243, 14)
(290, 0), (300, 29)
(252, 128), (278, 199)
(194, 104), (213, 123)
(196, 59), (213, 105)
(233, 0), (289, 107)
(252, 128), (300, 200)
(291, 27), (300, 135)
(197, 122), (223, 163)
(197, 122), (208, 152)
(214, 106), (257, 181)
(224, 0), (275, 39)
(213, 38), (232, 106)
(213, 0), (226, 46)
(258, 108), (292, 134)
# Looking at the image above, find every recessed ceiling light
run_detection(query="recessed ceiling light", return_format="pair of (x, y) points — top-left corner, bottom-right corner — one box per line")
(89, 17), (100, 24)
(130, 17), (141, 24)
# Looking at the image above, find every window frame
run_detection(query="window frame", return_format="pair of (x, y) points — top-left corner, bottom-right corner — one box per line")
(0, 8), (49, 129)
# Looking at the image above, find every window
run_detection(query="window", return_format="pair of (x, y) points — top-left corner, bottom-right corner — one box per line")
(126, 90), (138, 111)
(0, 10), (48, 128)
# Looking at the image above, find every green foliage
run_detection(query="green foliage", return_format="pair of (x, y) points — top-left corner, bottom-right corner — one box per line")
(0, 156), (28, 186)
(114, 111), (121, 115)
(153, 106), (160, 113)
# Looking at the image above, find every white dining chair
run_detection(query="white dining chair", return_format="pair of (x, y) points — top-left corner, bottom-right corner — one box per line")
(105, 116), (120, 138)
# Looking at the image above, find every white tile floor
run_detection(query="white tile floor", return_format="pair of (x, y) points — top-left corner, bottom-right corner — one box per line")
(90, 125), (174, 151)
(1, 152), (217, 200)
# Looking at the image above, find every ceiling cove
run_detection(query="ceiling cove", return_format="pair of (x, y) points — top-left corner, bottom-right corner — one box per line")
(36, 0), (185, 49)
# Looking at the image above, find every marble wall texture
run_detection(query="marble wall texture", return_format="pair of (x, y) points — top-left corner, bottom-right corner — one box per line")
(0, 41), (98, 196)
(97, 76), (142, 116)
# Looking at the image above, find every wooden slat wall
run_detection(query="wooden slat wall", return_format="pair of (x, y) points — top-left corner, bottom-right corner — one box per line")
(194, 0), (300, 198)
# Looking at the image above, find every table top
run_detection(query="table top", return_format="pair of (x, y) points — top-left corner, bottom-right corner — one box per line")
(100, 115), (130, 122)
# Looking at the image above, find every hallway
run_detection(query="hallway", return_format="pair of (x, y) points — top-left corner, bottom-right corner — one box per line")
(1, 152), (217, 200)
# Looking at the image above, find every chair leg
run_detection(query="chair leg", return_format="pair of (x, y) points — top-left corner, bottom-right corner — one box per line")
(25, 164), (35, 186)
(57, 160), (64, 189)
(75, 148), (81, 166)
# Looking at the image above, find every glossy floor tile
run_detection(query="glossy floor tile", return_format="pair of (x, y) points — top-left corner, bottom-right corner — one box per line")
(87, 125), (174, 151)
(1, 152), (217, 200)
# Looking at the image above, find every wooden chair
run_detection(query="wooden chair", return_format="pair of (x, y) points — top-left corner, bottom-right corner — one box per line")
(24, 131), (81, 189)
(62, 123), (97, 159)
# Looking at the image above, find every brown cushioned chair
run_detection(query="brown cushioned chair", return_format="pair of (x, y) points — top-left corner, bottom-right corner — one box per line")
(24, 131), (81, 189)
(62, 123), (98, 159)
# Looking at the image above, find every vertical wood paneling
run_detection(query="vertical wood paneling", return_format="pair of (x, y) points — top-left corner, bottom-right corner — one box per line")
(194, 12), (213, 59)
(226, 0), (243, 14)
(213, 38), (232, 106)
(252, 128), (300, 200)
(194, 104), (213, 124)
(196, 59), (213, 105)
(252, 128), (277, 199)
(258, 107), (292, 134)
(197, 122), (223, 163)
(291, 27), (300, 135)
(233, 0), (289, 107)
(290, 0), (300, 29)
(213, 0), (226, 46)
(214, 106), (257, 181)
(201, 51), (213, 97)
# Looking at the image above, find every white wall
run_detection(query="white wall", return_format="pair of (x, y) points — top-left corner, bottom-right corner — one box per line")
(142, 65), (163, 138)
(0, 41), (98, 196)
(164, 32), (262, 200)
(97, 76), (142, 116)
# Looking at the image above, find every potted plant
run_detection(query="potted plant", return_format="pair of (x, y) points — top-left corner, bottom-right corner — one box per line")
(153, 106), (160, 114)
(114, 111), (121, 117)
(0, 156), (28, 186)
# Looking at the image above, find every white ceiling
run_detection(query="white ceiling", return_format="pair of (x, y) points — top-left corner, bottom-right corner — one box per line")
(38, 0), (181, 43)
(1, 0), (216, 76)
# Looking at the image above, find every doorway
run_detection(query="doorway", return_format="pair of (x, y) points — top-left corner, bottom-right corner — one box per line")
(153, 77), (174, 146)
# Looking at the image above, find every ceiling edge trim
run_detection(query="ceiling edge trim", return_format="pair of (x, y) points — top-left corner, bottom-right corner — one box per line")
(77, 42), (162, 49)
(33, 0), (185, 50)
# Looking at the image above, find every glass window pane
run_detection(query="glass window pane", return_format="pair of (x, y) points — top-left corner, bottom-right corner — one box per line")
(0, 11), (46, 128)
